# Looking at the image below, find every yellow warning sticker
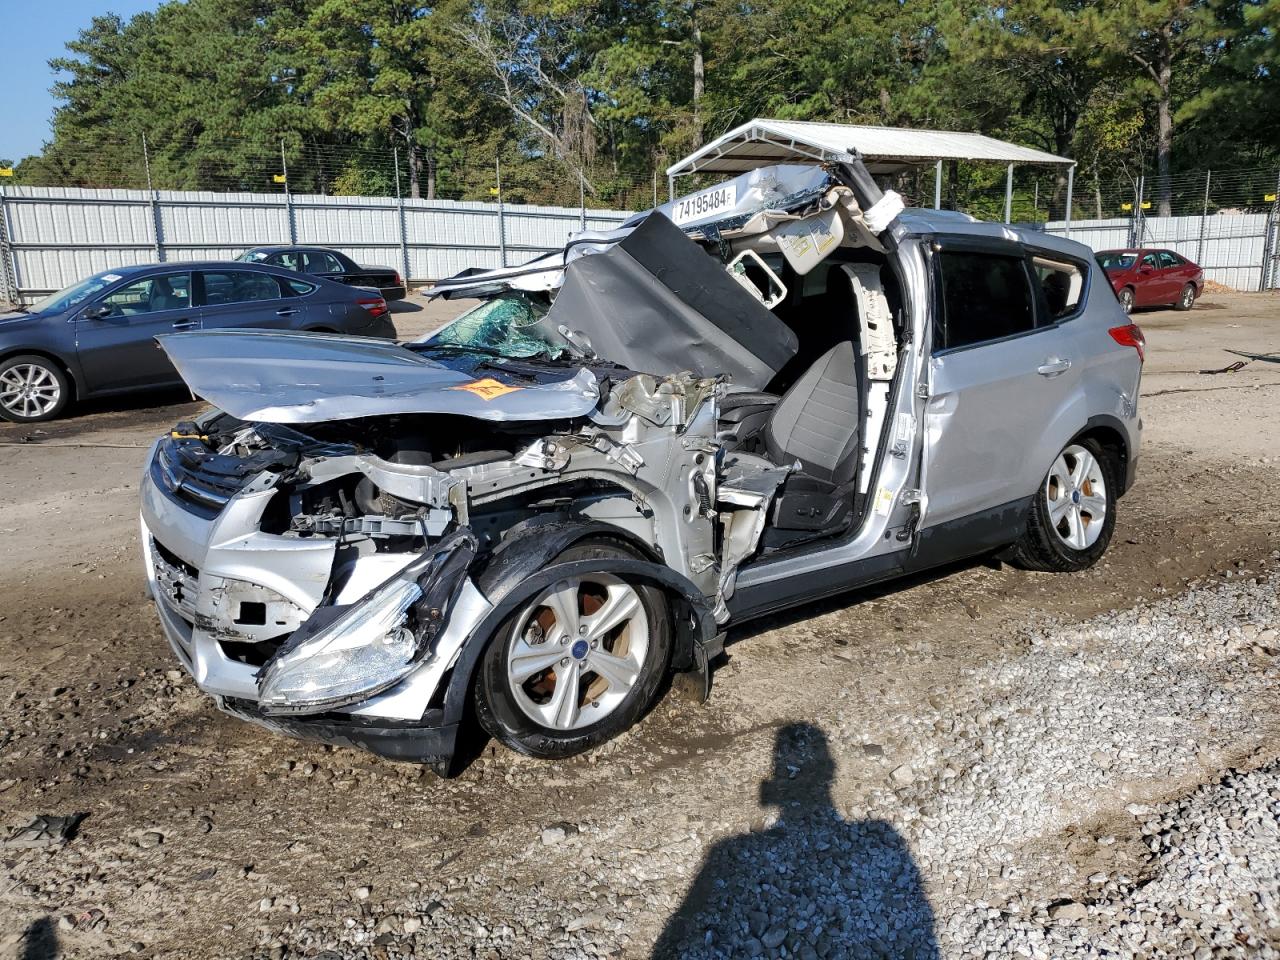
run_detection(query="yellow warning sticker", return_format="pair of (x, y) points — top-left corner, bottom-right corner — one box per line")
(448, 377), (524, 401)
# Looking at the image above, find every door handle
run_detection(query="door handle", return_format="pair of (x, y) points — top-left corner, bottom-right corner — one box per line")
(1037, 358), (1072, 376)
(171, 319), (198, 330)
(276, 308), (300, 317)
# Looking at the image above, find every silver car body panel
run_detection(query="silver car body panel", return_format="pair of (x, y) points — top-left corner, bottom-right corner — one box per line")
(155, 329), (602, 424)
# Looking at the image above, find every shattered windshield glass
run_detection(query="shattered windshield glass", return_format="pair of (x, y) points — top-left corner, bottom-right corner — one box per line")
(423, 294), (563, 359)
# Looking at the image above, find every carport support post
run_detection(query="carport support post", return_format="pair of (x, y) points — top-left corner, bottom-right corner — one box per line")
(1004, 163), (1014, 223)
(934, 159), (943, 209)
(393, 146), (411, 287)
(668, 173), (675, 203)
(579, 177), (586, 232)
(1064, 164), (1074, 240)
(142, 134), (165, 263)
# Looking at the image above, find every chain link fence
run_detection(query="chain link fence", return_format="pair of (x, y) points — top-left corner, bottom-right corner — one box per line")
(3, 135), (1278, 300)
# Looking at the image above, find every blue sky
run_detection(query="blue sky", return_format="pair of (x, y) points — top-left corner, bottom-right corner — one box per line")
(2, 0), (161, 162)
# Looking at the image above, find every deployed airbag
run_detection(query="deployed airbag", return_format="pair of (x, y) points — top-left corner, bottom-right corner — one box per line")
(541, 214), (798, 391)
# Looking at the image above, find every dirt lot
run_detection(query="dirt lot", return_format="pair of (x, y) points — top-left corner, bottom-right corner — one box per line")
(1, 292), (1279, 959)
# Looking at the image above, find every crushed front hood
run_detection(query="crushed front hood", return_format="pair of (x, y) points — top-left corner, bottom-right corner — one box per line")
(157, 330), (601, 424)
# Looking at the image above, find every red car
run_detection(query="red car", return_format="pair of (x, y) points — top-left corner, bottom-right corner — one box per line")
(1095, 248), (1204, 313)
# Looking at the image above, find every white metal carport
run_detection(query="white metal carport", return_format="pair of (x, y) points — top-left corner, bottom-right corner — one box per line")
(665, 118), (1076, 232)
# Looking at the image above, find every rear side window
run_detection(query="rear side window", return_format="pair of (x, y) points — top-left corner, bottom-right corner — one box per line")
(304, 251), (345, 274)
(937, 252), (1035, 350)
(270, 252), (304, 272)
(1031, 256), (1085, 321)
(1157, 251), (1183, 268)
(201, 270), (284, 306)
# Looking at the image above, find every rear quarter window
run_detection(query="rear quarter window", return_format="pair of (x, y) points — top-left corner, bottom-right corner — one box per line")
(284, 278), (318, 296)
(1031, 256), (1085, 322)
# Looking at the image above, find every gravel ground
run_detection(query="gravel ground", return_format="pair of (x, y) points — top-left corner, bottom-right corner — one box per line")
(1, 291), (1278, 959)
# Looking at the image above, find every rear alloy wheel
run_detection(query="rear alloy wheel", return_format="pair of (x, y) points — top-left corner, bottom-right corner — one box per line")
(1176, 283), (1196, 311)
(474, 542), (671, 759)
(1118, 287), (1135, 314)
(0, 355), (70, 423)
(1008, 439), (1117, 573)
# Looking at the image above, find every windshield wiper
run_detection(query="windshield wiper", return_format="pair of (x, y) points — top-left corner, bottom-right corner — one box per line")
(417, 343), (512, 358)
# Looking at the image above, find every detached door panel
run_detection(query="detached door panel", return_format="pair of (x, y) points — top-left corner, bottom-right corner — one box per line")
(74, 271), (194, 392)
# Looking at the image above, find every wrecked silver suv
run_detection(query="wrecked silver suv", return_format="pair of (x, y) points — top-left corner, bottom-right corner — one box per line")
(140, 155), (1143, 774)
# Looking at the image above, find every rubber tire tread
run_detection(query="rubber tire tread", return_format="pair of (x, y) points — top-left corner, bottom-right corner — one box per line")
(1006, 438), (1118, 573)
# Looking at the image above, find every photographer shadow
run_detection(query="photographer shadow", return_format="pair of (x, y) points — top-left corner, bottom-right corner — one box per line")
(652, 723), (939, 959)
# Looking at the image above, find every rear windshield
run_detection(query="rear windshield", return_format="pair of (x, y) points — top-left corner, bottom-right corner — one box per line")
(1096, 252), (1136, 270)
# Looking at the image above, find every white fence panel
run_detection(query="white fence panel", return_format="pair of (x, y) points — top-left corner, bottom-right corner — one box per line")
(0, 185), (633, 301)
(2, 184), (1269, 302)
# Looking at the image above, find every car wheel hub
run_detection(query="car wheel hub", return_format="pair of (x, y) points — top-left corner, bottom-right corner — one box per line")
(1045, 444), (1107, 551)
(0, 364), (60, 418)
(506, 574), (649, 732)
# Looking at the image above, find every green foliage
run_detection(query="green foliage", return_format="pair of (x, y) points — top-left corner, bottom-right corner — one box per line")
(15, 0), (1278, 202)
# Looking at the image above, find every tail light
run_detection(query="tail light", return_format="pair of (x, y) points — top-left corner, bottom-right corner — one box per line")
(394, 272), (403, 287)
(357, 296), (389, 319)
(1109, 323), (1146, 363)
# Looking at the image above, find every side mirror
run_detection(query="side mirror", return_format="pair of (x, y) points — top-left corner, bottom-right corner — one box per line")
(81, 304), (113, 320)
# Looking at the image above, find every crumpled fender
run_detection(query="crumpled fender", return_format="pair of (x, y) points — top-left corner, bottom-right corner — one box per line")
(437, 518), (722, 731)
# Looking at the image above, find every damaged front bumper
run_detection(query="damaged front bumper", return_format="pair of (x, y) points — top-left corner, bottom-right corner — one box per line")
(139, 453), (493, 769)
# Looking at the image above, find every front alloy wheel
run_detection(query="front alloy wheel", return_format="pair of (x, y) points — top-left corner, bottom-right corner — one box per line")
(0, 356), (70, 422)
(1008, 438), (1118, 572)
(474, 541), (671, 760)
(506, 574), (650, 732)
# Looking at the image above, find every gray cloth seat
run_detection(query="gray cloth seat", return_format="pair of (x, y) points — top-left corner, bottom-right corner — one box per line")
(763, 341), (861, 485)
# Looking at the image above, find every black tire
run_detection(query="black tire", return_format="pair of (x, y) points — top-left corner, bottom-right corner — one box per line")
(0, 354), (71, 423)
(1175, 282), (1196, 311)
(473, 541), (672, 760)
(1118, 287), (1135, 314)
(1007, 438), (1118, 573)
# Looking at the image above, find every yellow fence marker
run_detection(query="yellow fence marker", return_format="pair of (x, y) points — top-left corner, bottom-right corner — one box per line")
(1120, 202), (1133, 211)
(1267, 193), (1277, 203)
(0, 168), (13, 178)
(272, 174), (287, 184)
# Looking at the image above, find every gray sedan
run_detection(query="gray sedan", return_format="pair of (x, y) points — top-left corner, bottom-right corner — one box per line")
(0, 261), (396, 422)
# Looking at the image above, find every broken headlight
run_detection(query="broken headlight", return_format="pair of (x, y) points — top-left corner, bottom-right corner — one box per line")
(257, 530), (477, 715)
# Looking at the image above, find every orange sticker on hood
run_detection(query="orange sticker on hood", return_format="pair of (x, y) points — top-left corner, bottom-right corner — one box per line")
(447, 377), (524, 401)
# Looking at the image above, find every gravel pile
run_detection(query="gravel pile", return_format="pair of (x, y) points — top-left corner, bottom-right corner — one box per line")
(237, 564), (1280, 960)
